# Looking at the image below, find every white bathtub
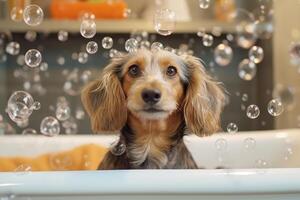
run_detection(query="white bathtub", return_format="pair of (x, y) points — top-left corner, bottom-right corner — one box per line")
(0, 129), (300, 200)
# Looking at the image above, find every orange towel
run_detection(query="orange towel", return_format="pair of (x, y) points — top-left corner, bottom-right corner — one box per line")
(0, 144), (108, 172)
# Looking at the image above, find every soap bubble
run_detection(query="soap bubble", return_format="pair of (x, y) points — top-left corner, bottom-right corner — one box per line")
(267, 99), (284, 117)
(16, 55), (25, 66)
(62, 117), (78, 135)
(202, 34), (214, 47)
(63, 69), (91, 96)
(125, 38), (138, 53)
(25, 30), (37, 42)
(57, 56), (65, 66)
(154, 8), (176, 36)
(109, 49), (120, 58)
(40, 116), (60, 137)
(289, 42), (300, 66)
(252, 6), (274, 39)
(80, 19), (96, 39)
(243, 137), (256, 150)
(246, 104), (260, 119)
(238, 59), (257, 81)
(241, 93), (248, 102)
(110, 139), (126, 156)
(199, 0), (210, 9)
(75, 107), (85, 120)
(226, 123), (238, 133)
(249, 46), (264, 64)
(5, 42), (20, 55)
(57, 30), (68, 42)
(78, 52), (88, 64)
(151, 42), (164, 51)
(140, 40), (151, 49)
(23, 4), (44, 26)
(273, 86), (295, 109)
(197, 28), (205, 37)
(214, 43), (232, 66)
(102, 37), (113, 49)
(55, 97), (71, 122)
(215, 138), (227, 151)
(39, 62), (48, 71)
(86, 41), (98, 54)
(24, 49), (42, 68)
(6, 91), (39, 123)
(22, 128), (37, 135)
(10, 7), (23, 22)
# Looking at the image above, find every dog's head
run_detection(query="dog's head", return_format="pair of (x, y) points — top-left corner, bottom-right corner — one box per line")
(81, 49), (225, 136)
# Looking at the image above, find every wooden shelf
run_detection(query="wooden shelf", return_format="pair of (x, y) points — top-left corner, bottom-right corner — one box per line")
(0, 19), (237, 33)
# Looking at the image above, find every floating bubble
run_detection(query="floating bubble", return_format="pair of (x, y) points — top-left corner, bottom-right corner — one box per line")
(249, 46), (264, 64)
(226, 33), (234, 42)
(140, 40), (151, 49)
(57, 30), (68, 42)
(252, 6), (274, 39)
(238, 59), (256, 81)
(151, 42), (164, 51)
(63, 69), (90, 96)
(226, 123), (238, 133)
(110, 139), (126, 156)
(23, 4), (44, 26)
(40, 116), (60, 137)
(75, 107), (85, 120)
(31, 101), (41, 110)
(6, 91), (36, 123)
(199, 0), (210, 9)
(214, 43), (232, 66)
(202, 34), (214, 47)
(5, 42), (20, 56)
(16, 55), (25, 66)
(62, 117), (78, 135)
(25, 30), (37, 42)
(10, 7), (23, 22)
(154, 8), (176, 36)
(39, 62), (48, 71)
(241, 93), (248, 102)
(246, 104), (260, 119)
(289, 42), (300, 66)
(273, 86), (295, 110)
(125, 38), (138, 53)
(78, 52), (88, 64)
(197, 28), (206, 37)
(243, 137), (256, 150)
(215, 138), (227, 151)
(22, 128), (37, 135)
(57, 56), (65, 66)
(86, 41), (98, 54)
(109, 49), (119, 58)
(267, 99), (284, 117)
(56, 104), (71, 121)
(102, 36), (113, 49)
(24, 49), (42, 68)
(80, 19), (96, 39)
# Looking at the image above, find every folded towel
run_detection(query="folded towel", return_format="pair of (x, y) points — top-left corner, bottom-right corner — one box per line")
(0, 144), (108, 172)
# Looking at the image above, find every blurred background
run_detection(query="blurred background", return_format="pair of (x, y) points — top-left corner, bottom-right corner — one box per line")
(0, 0), (299, 135)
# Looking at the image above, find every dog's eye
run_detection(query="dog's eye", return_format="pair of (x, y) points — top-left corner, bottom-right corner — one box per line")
(128, 65), (140, 77)
(166, 66), (177, 77)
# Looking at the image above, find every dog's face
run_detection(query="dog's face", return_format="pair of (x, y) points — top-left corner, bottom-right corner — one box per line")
(81, 49), (225, 136)
(122, 49), (186, 120)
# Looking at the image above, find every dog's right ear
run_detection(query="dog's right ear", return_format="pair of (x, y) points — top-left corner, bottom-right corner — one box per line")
(81, 58), (127, 133)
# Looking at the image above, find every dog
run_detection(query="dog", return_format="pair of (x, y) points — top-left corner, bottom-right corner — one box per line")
(81, 48), (225, 169)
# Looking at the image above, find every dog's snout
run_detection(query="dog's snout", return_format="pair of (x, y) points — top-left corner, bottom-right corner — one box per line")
(141, 89), (161, 104)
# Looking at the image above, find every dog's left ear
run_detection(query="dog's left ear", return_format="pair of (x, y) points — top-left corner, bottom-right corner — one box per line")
(182, 55), (225, 136)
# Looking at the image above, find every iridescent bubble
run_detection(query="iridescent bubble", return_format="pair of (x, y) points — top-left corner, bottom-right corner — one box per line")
(267, 99), (284, 117)
(102, 37), (113, 49)
(226, 123), (238, 133)
(86, 41), (98, 54)
(22, 128), (37, 135)
(80, 19), (96, 39)
(24, 49), (42, 68)
(40, 116), (60, 137)
(110, 139), (126, 156)
(78, 52), (88, 64)
(289, 42), (300, 66)
(238, 59), (256, 81)
(151, 42), (164, 51)
(243, 137), (256, 150)
(246, 104), (260, 119)
(23, 4), (44, 26)
(215, 138), (227, 151)
(57, 30), (68, 42)
(5, 42), (20, 55)
(154, 8), (176, 36)
(214, 43), (232, 66)
(199, 0), (210, 9)
(202, 34), (214, 47)
(125, 38), (138, 53)
(10, 6), (23, 22)
(249, 46), (264, 64)
(25, 30), (37, 42)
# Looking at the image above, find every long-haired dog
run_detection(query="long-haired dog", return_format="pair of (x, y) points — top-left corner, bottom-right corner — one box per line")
(81, 49), (225, 169)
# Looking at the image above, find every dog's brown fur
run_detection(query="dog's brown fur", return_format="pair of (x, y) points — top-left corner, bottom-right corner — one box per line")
(81, 49), (225, 169)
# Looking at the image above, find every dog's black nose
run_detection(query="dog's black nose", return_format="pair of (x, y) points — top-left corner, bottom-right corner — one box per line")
(141, 89), (161, 104)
